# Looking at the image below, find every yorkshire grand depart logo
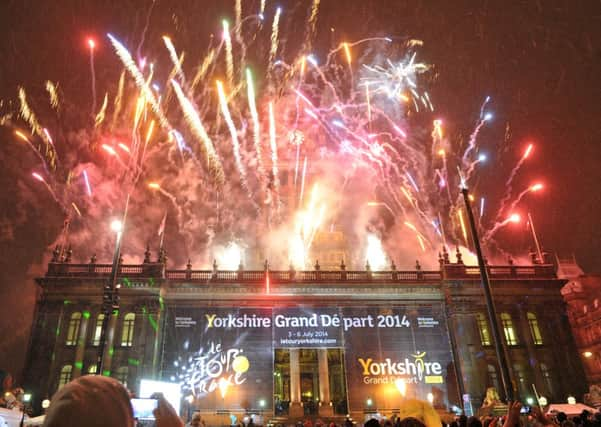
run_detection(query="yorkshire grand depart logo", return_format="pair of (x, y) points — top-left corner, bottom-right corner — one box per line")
(357, 352), (444, 385)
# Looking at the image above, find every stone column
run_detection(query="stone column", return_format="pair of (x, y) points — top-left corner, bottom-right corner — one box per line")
(289, 349), (303, 417)
(517, 309), (544, 396)
(73, 310), (90, 377)
(318, 349), (334, 416)
(102, 313), (119, 375)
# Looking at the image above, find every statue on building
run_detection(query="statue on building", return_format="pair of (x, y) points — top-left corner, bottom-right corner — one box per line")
(479, 387), (506, 416)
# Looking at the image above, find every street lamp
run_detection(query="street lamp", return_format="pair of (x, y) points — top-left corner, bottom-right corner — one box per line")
(96, 216), (126, 374)
(20, 392), (32, 427)
(461, 186), (514, 402)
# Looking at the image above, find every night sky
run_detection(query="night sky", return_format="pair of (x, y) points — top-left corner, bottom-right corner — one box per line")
(1, 0), (600, 382)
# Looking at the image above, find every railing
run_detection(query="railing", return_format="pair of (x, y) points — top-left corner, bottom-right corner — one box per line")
(44, 261), (557, 283)
(444, 264), (555, 279)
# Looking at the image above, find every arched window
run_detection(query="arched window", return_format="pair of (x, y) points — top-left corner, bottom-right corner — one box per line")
(66, 312), (82, 346)
(513, 364), (527, 396)
(58, 365), (72, 389)
(91, 314), (105, 346)
(487, 364), (500, 391)
(500, 313), (518, 346)
(527, 312), (544, 345)
(121, 313), (135, 347)
(476, 313), (492, 346)
(114, 366), (129, 387)
(540, 363), (554, 396)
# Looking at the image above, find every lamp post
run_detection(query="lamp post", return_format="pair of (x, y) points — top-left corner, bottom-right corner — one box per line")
(461, 187), (514, 402)
(95, 218), (124, 374)
(20, 392), (31, 427)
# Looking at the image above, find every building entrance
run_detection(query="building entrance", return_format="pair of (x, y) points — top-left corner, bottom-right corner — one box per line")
(274, 348), (348, 417)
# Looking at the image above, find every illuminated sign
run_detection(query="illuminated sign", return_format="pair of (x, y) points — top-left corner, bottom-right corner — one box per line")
(163, 304), (454, 411)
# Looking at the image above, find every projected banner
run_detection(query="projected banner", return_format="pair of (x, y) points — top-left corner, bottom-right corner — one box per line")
(163, 308), (273, 410)
(273, 307), (344, 348)
(342, 305), (454, 410)
(163, 305), (454, 411)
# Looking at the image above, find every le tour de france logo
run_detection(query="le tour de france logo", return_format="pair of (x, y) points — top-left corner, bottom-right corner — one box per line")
(178, 340), (251, 397)
(357, 351), (444, 385)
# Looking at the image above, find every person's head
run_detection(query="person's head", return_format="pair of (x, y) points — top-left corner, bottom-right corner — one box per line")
(364, 419), (380, 427)
(397, 399), (442, 427)
(43, 375), (134, 427)
(557, 413), (568, 423)
(467, 416), (482, 427)
(398, 417), (427, 427)
(191, 412), (203, 427)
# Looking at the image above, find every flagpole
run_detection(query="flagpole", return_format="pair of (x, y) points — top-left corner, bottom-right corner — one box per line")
(528, 212), (544, 263)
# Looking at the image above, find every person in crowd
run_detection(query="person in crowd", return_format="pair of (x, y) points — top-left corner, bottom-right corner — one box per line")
(396, 398), (442, 427)
(187, 412), (206, 427)
(467, 416), (482, 427)
(398, 418), (427, 427)
(364, 419), (380, 427)
(43, 375), (135, 427)
(42, 375), (184, 427)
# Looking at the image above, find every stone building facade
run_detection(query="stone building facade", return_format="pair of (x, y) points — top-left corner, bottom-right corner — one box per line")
(559, 258), (601, 389)
(22, 247), (587, 421)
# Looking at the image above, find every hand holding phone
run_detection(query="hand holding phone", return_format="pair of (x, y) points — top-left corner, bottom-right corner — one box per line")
(131, 398), (158, 420)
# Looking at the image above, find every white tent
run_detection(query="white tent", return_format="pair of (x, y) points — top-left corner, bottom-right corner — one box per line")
(546, 403), (597, 417)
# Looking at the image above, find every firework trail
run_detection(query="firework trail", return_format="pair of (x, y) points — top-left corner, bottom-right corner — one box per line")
(246, 68), (265, 183)
(31, 172), (63, 209)
(111, 71), (125, 130)
(88, 39), (97, 115)
(268, 101), (280, 211)
(163, 36), (185, 82)
(170, 80), (224, 186)
(483, 214), (521, 243)
(107, 33), (171, 132)
(191, 49), (215, 91)
(223, 21), (235, 89)
(82, 169), (93, 197)
(94, 93), (108, 128)
(3, 3), (549, 271)
(45, 81), (60, 111)
(504, 183), (543, 216)
(495, 143), (534, 221)
(216, 80), (252, 197)
(304, 0), (321, 52)
(267, 7), (282, 81)
(235, 0), (242, 41)
(462, 111), (491, 165)
(18, 88), (56, 169)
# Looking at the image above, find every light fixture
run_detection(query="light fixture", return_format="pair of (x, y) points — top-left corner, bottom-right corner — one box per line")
(583, 351), (593, 358)
(567, 396), (576, 405)
(110, 219), (123, 233)
(42, 399), (50, 409)
(538, 396), (548, 406)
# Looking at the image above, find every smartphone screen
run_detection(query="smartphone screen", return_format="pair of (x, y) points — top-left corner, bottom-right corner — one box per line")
(520, 406), (531, 414)
(131, 398), (158, 420)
